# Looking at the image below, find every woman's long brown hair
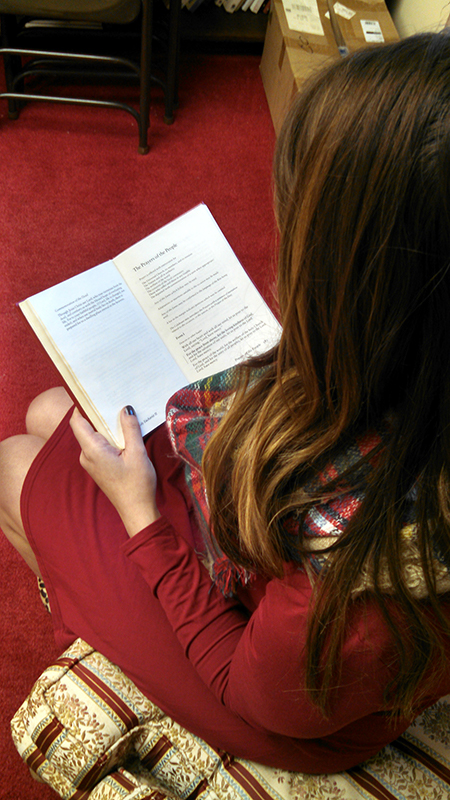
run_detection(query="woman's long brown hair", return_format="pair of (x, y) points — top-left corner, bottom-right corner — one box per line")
(203, 33), (450, 718)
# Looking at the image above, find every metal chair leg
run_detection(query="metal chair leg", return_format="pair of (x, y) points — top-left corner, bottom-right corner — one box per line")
(138, 0), (153, 154)
(164, 0), (181, 125)
(1, 14), (21, 118)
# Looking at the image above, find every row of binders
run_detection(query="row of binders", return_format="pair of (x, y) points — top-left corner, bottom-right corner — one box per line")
(215, 0), (271, 13)
(183, 0), (270, 15)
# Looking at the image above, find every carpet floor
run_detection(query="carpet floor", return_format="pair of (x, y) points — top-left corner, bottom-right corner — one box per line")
(0, 35), (277, 799)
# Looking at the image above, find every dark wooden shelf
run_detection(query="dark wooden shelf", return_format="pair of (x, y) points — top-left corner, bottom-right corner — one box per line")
(180, 1), (268, 44)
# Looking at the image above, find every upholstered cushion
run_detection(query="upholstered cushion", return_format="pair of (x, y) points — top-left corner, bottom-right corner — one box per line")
(0, 0), (141, 24)
(11, 638), (450, 800)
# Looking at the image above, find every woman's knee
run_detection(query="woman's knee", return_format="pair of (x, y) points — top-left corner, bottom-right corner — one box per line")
(26, 387), (73, 440)
(0, 435), (44, 576)
(0, 434), (44, 537)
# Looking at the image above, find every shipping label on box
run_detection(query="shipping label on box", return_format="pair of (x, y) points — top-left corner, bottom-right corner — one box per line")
(260, 0), (399, 134)
(283, 0), (325, 36)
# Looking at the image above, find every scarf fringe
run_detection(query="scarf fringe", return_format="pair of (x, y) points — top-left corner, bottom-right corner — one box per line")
(211, 557), (255, 598)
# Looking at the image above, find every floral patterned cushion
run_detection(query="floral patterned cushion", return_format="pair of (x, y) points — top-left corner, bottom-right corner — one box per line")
(10, 638), (450, 800)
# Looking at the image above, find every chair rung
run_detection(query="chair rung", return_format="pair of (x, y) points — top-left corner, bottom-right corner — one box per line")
(0, 47), (140, 75)
(0, 90), (141, 123)
(14, 65), (140, 84)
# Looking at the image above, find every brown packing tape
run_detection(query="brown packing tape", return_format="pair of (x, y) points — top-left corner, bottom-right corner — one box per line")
(278, 37), (286, 71)
(327, 0), (347, 49)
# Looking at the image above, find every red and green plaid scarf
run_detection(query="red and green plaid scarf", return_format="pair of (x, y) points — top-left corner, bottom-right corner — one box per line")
(165, 367), (387, 596)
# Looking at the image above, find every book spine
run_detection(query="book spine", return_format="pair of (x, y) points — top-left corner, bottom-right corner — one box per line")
(185, 0), (207, 12)
(222, 0), (238, 14)
(222, 0), (242, 12)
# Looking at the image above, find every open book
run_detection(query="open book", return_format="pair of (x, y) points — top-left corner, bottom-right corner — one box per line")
(20, 204), (281, 448)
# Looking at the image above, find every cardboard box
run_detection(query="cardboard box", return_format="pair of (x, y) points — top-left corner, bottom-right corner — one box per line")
(260, 0), (399, 135)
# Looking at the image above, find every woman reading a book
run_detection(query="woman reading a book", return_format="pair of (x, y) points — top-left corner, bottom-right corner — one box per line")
(2, 32), (450, 775)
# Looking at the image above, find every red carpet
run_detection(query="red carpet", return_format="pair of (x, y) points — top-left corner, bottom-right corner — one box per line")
(0, 40), (277, 799)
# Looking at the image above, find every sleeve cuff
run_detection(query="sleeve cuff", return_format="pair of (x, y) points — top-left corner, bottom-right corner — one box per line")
(121, 515), (176, 558)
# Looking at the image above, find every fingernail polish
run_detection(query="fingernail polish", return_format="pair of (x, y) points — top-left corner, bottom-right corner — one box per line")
(125, 405), (136, 416)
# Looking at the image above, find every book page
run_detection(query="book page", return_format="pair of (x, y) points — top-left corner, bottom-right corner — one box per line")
(113, 204), (281, 381)
(20, 260), (187, 447)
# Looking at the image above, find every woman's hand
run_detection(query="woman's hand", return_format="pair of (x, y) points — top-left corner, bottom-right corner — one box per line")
(69, 406), (161, 537)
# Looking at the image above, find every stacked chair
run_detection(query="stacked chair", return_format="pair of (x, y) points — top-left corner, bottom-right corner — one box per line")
(0, 0), (181, 152)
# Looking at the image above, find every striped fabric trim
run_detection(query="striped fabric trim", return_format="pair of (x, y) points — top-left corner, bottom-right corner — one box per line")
(72, 775), (166, 800)
(141, 735), (207, 800)
(25, 747), (47, 776)
(224, 761), (278, 800)
(71, 788), (92, 800)
(70, 661), (140, 729)
(395, 735), (450, 784)
(33, 716), (64, 753)
(141, 736), (174, 770)
(55, 654), (84, 670)
(186, 777), (209, 800)
(76, 754), (110, 792)
(348, 766), (398, 800)
(55, 652), (142, 730)
(105, 771), (167, 799)
(25, 677), (113, 793)
(149, 750), (281, 800)
(347, 734), (450, 800)
(25, 741), (98, 799)
(112, 772), (138, 791)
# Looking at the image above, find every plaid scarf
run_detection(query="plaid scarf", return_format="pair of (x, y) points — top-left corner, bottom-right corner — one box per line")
(166, 367), (247, 595)
(165, 368), (450, 598)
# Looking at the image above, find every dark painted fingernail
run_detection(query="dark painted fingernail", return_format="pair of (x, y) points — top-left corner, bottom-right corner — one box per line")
(125, 405), (136, 416)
